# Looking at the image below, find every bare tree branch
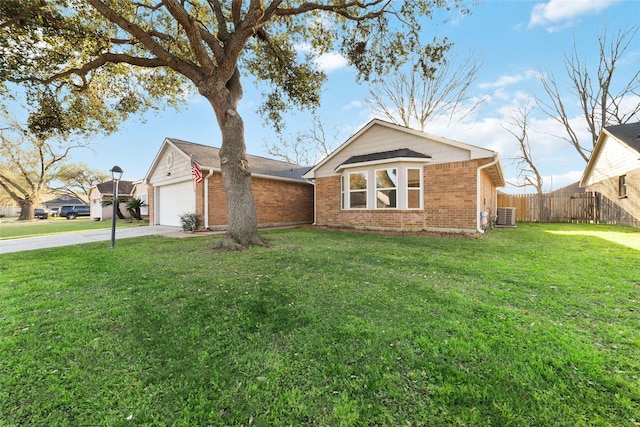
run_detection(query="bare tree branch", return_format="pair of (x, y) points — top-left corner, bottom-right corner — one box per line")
(367, 50), (484, 131)
(502, 103), (544, 194)
(536, 24), (640, 162)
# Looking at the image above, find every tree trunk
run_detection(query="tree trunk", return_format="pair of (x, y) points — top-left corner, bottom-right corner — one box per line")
(203, 69), (266, 250)
(18, 199), (34, 221)
(116, 203), (125, 220)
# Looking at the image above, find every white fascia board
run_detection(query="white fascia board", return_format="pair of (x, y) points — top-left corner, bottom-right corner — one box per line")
(579, 130), (608, 187)
(335, 157), (431, 172)
(251, 172), (311, 185)
(143, 138), (179, 184)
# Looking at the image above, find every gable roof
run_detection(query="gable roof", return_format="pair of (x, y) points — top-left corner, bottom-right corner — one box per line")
(605, 122), (640, 152)
(550, 181), (585, 194)
(580, 122), (640, 187)
(146, 138), (310, 183)
(43, 196), (86, 205)
(303, 119), (504, 186)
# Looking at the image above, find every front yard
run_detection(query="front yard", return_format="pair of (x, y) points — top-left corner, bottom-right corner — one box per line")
(1, 223), (638, 425)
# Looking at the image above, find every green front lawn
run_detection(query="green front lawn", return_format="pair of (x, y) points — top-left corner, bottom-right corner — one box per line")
(1, 223), (638, 425)
(0, 217), (143, 240)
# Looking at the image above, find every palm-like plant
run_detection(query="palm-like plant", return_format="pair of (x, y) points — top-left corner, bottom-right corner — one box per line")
(101, 196), (127, 219)
(125, 197), (147, 221)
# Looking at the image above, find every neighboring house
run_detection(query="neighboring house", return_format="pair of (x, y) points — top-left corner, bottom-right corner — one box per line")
(88, 180), (134, 220)
(550, 181), (585, 194)
(303, 119), (506, 234)
(43, 196), (87, 213)
(144, 138), (313, 228)
(580, 122), (640, 222)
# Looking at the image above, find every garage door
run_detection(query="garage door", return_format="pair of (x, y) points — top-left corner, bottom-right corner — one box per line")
(157, 181), (196, 227)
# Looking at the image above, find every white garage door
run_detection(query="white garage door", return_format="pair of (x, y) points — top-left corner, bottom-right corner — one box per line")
(157, 181), (196, 227)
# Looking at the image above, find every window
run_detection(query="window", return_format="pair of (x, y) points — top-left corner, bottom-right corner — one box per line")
(407, 168), (422, 209)
(349, 171), (368, 209)
(376, 168), (397, 208)
(138, 193), (149, 215)
(341, 165), (424, 210)
(619, 175), (627, 198)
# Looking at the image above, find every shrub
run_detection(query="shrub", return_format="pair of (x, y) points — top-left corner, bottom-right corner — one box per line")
(178, 212), (199, 231)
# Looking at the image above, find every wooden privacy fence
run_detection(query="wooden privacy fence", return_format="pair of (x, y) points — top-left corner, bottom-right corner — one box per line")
(497, 192), (639, 227)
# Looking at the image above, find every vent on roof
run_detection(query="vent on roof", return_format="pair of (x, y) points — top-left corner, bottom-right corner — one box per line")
(496, 207), (516, 227)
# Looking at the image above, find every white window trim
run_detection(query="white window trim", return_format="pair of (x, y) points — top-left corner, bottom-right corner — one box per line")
(406, 167), (423, 210)
(341, 164), (425, 210)
(375, 167), (398, 209)
(348, 171), (368, 209)
(619, 175), (627, 198)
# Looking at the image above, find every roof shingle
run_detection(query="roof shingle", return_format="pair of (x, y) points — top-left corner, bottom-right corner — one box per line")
(168, 139), (309, 182)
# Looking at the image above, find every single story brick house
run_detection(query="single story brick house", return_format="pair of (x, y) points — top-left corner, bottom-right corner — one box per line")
(144, 138), (313, 228)
(302, 119), (506, 234)
(88, 180), (149, 221)
(580, 122), (640, 222)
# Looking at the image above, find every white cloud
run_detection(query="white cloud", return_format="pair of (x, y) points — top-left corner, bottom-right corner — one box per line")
(478, 69), (539, 90)
(529, 0), (617, 31)
(296, 43), (349, 73)
(314, 52), (349, 73)
(342, 100), (363, 111)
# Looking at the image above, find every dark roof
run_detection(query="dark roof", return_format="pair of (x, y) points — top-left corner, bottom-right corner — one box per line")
(550, 181), (585, 194)
(168, 139), (309, 182)
(340, 148), (431, 167)
(605, 122), (640, 153)
(43, 196), (85, 205)
(96, 180), (134, 196)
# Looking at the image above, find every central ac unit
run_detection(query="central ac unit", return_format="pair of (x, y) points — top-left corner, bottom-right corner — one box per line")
(497, 207), (516, 226)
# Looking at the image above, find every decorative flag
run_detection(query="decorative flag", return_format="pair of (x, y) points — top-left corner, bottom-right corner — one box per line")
(191, 159), (203, 183)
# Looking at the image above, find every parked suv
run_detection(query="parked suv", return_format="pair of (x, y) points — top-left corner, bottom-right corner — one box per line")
(58, 205), (90, 220)
(33, 208), (49, 219)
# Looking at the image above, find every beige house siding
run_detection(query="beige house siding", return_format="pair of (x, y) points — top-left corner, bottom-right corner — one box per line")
(314, 124), (476, 178)
(580, 124), (640, 223)
(581, 136), (639, 186)
(586, 168), (639, 221)
(148, 144), (193, 186)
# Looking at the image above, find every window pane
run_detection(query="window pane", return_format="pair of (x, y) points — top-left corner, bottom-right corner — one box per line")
(408, 189), (420, 209)
(619, 175), (627, 197)
(376, 168), (397, 189)
(349, 172), (367, 190)
(408, 168), (420, 188)
(377, 189), (397, 208)
(350, 191), (367, 208)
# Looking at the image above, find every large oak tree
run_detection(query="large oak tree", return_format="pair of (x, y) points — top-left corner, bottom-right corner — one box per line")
(1, 0), (468, 248)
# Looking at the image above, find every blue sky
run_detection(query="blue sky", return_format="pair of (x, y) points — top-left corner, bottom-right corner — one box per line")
(69, 0), (638, 193)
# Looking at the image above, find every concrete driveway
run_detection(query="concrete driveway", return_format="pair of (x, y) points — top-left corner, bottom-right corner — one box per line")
(0, 225), (183, 255)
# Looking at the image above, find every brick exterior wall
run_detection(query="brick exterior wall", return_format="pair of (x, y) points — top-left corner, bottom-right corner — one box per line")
(315, 159), (497, 233)
(204, 173), (314, 228)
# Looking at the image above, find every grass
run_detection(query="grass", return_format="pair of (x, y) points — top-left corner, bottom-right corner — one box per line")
(0, 217), (142, 240)
(0, 223), (638, 426)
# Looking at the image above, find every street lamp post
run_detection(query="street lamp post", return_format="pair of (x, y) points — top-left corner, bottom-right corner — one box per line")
(110, 166), (123, 248)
